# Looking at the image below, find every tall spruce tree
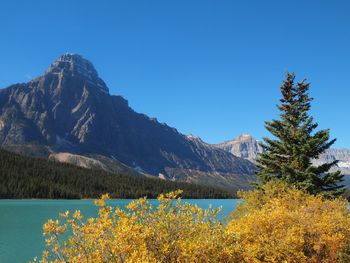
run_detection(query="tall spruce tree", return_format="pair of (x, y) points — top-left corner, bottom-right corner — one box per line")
(256, 73), (344, 196)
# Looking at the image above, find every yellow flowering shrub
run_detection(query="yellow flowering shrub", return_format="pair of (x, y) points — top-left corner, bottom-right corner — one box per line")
(35, 184), (350, 263)
(35, 190), (241, 263)
(227, 182), (350, 263)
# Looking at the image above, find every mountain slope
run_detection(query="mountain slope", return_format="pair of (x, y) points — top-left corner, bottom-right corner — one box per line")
(48, 152), (146, 177)
(0, 54), (256, 190)
(0, 149), (235, 199)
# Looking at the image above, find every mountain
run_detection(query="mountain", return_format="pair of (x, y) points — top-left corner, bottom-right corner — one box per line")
(0, 148), (234, 199)
(314, 149), (350, 187)
(312, 148), (350, 175)
(214, 134), (263, 162)
(0, 53), (256, 190)
(216, 133), (350, 186)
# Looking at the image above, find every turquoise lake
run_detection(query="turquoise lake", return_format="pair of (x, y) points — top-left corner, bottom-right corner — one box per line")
(0, 199), (239, 263)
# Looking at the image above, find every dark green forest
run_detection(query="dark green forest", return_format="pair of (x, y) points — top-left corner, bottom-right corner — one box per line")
(0, 149), (236, 199)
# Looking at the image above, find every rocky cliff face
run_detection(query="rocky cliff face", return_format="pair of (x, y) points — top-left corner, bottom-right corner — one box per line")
(0, 54), (256, 190)
(214, 134), (263, 162)
(312, 148), (350, 175)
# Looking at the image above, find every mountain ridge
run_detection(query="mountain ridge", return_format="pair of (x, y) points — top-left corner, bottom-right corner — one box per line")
(0, 54), (256, 190)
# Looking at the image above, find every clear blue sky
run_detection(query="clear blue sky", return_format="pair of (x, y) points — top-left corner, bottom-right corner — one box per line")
(0, 0), (349, 148)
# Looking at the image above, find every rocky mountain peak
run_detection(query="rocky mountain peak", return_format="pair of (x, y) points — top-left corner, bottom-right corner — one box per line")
(45, 53), (109, 93)
(214, 133), (263, 162)
(237, 133), (254, 141)
(48, 53), (97, 77)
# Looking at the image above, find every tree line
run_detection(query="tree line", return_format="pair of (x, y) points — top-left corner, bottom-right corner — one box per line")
(0, 149), (235, 199)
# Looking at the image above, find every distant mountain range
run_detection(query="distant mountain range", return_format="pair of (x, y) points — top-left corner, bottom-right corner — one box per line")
(215, 134), (350, 185)
(313, 148), (350, 175)
(0, 54), (256, 191)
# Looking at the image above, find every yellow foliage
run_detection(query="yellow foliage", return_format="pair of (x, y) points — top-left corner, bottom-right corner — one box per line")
(34, 184), (350, 263)
(34, 189), (240, 263)
(227, 182), (350, 263)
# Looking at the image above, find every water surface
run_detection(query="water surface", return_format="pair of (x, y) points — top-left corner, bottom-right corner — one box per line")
(0, 199), (239, 263)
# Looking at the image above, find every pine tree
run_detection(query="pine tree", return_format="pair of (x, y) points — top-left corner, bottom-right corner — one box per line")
(256, 73), (344, 196)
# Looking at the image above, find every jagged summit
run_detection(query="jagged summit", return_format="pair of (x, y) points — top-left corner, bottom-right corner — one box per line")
(214, 133), (263, 162)
(45, 53), (109, 93)
(236, 133), (254, 140)
(48, 53), (97, 76)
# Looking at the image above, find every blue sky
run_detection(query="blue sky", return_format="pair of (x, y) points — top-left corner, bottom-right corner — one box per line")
(0, 0), (349, 148)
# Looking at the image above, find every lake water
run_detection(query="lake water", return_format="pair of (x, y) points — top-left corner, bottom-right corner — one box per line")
(0, 199), (239, 263)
